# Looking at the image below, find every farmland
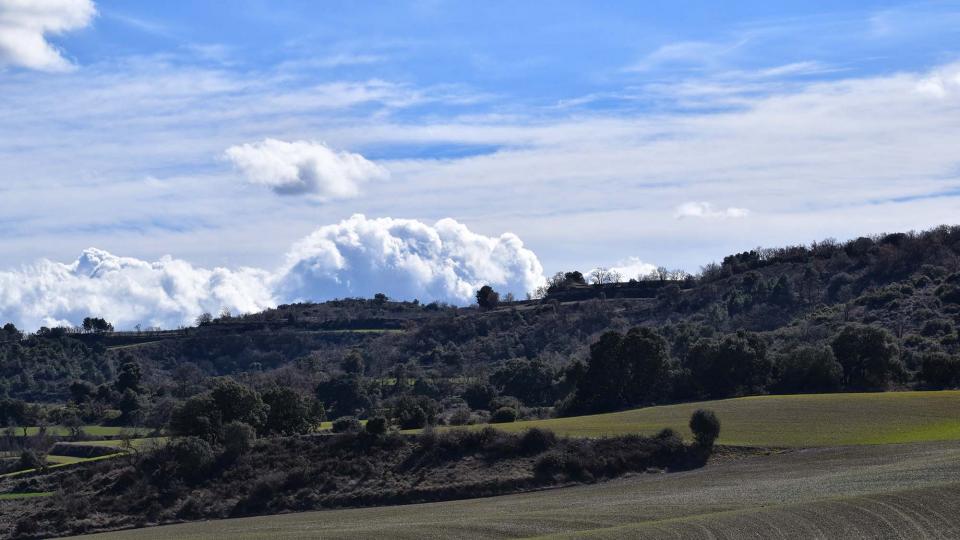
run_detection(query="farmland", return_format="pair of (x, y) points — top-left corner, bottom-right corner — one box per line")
(71, 439), (960, 539)
(463, 390), (960, 447)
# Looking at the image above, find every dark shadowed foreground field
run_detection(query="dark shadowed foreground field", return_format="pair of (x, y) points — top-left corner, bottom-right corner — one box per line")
(72, 440), (960, 539)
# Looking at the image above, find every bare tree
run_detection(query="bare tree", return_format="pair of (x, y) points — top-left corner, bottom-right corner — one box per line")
(590, 267), (612, 285)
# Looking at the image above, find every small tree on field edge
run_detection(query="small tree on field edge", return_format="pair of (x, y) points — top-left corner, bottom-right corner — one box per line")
(689, 409), (720, 448)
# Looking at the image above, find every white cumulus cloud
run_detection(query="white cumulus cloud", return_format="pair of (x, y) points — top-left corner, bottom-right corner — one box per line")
(675, 201), (750, 220)
(224, 139), (388, 200)
(0, 248), (275, 331)
(0, 0), (95, 72)
(277, 214), (545, 304)
(0, 216), (546, 330)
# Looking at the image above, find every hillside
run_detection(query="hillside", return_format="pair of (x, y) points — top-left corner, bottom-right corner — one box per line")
(64, 440), (960, 540)
(3, 225), (960, 431)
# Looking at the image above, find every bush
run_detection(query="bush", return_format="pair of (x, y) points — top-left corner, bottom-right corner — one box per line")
(490, 406), (518, 423)
(447, 407), (472, 426)
(18, 449), (45, 471)
(520, 428), (557, 454)
(366, 416), (388, 435)
(222, 421), (256, 458)
(462, 383), (496, 410)
(331, 416), (362, 433)
(170, 437), (216, 479)
(921, 352), (960, 388)
(392, 395), (438, 429)
(689, 409), (720, 448)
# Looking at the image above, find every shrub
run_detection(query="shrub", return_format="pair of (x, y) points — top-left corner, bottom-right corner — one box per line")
(490, 406), (518, 423)
(170, 437), (216, 479)
(392, 395), (438, 429)
(520, 428), (557, 454)
(689, 409), (721, 448)
(462, 383), (496, 410)
(222, 421), (256, 458)
(921, 352), (960, 388)
(365, 416), (388, 436)
(331, 416), (362, 433)
(18, 449), (45, 471)
(772, 346), (843, 393)
(447, 407), (472, 426)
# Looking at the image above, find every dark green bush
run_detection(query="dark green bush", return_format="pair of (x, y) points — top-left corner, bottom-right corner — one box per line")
(490, 406), (518, 423)
(689, 409), (720, 448)
(331, 416), (362, 433)
(365, 416), (388, 435)
(520, 428), (557, 454)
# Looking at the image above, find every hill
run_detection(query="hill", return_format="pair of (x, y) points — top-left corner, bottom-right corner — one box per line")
(447, 390), (960, 447)
(63, 439), (960, 539)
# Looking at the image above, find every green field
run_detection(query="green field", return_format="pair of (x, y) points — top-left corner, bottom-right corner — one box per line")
(16, 426), (153, 437)
(0, 492), (53, 501)
(70, 440), (960, 539)
(462, 390), (960, 447)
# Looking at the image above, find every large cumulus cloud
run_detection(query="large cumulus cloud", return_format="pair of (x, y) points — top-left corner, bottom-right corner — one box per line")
(0, 216), (546, 331)
(277, 215), (545, 304)
(0, 248), (275, 331)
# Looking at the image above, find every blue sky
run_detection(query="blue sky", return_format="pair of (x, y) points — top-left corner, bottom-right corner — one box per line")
(2, 0), (960, 328)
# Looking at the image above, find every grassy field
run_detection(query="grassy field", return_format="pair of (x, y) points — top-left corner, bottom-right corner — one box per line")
(70, 440), (960, 539)
(16, 426), (153, 437)
(460, 390), (960, 447)
(0, 492), (53, 501)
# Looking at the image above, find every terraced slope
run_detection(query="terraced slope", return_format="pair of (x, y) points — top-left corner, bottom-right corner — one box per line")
(472, 390), (960, 447)
(73, 440), (960, 539)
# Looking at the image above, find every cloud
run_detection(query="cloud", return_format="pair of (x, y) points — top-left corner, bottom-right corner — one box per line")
(674, 202), (750, 220)
(587, 257), (658, 283)
(0, 0), (95, 72)
(0, 216), (545, 330)
(0, 248), (275, 331)
(224, 139), (389, 199)
(277, 214), (545, 304)
(626, 39), (748, 72)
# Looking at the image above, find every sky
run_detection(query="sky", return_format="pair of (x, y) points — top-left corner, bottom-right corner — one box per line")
(2, 0), (960, 329)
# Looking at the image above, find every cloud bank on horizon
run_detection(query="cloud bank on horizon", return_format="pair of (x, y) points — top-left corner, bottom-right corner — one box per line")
(0, 215), (546, 331)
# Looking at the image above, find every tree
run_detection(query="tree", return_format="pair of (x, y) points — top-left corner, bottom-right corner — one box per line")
(476, 285), (500, 310)
(831, 324), (901, 388)
(589, 267), (614, 285)
(169, 394), (220, 440)
(462, 383), (496, 410)
(262, 386), (316, 435)
(769, 275), (795, 306)
(117, 388), (144, 424)
(689, 409), (720, 448)
(82, 317), (113, 333)
(115, 361), (142, 393)
(340, 350), (365, 375)
(69, 380), (96, 403)
(222, 421), (256, 459)
(391, 395), (438, 429)
(920, 352), (960, 388)
(570, 327), (672, 413)
(686, 331), (771, 399)
(209, 378), (268, 431)
(490, 359), (555, 406)
(772, 346), (843, 393)
(491, 406), (518, 423)
(195, 312), (213, 326)
(366, 416), (388, 435)
(316, 376), (372, 419)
